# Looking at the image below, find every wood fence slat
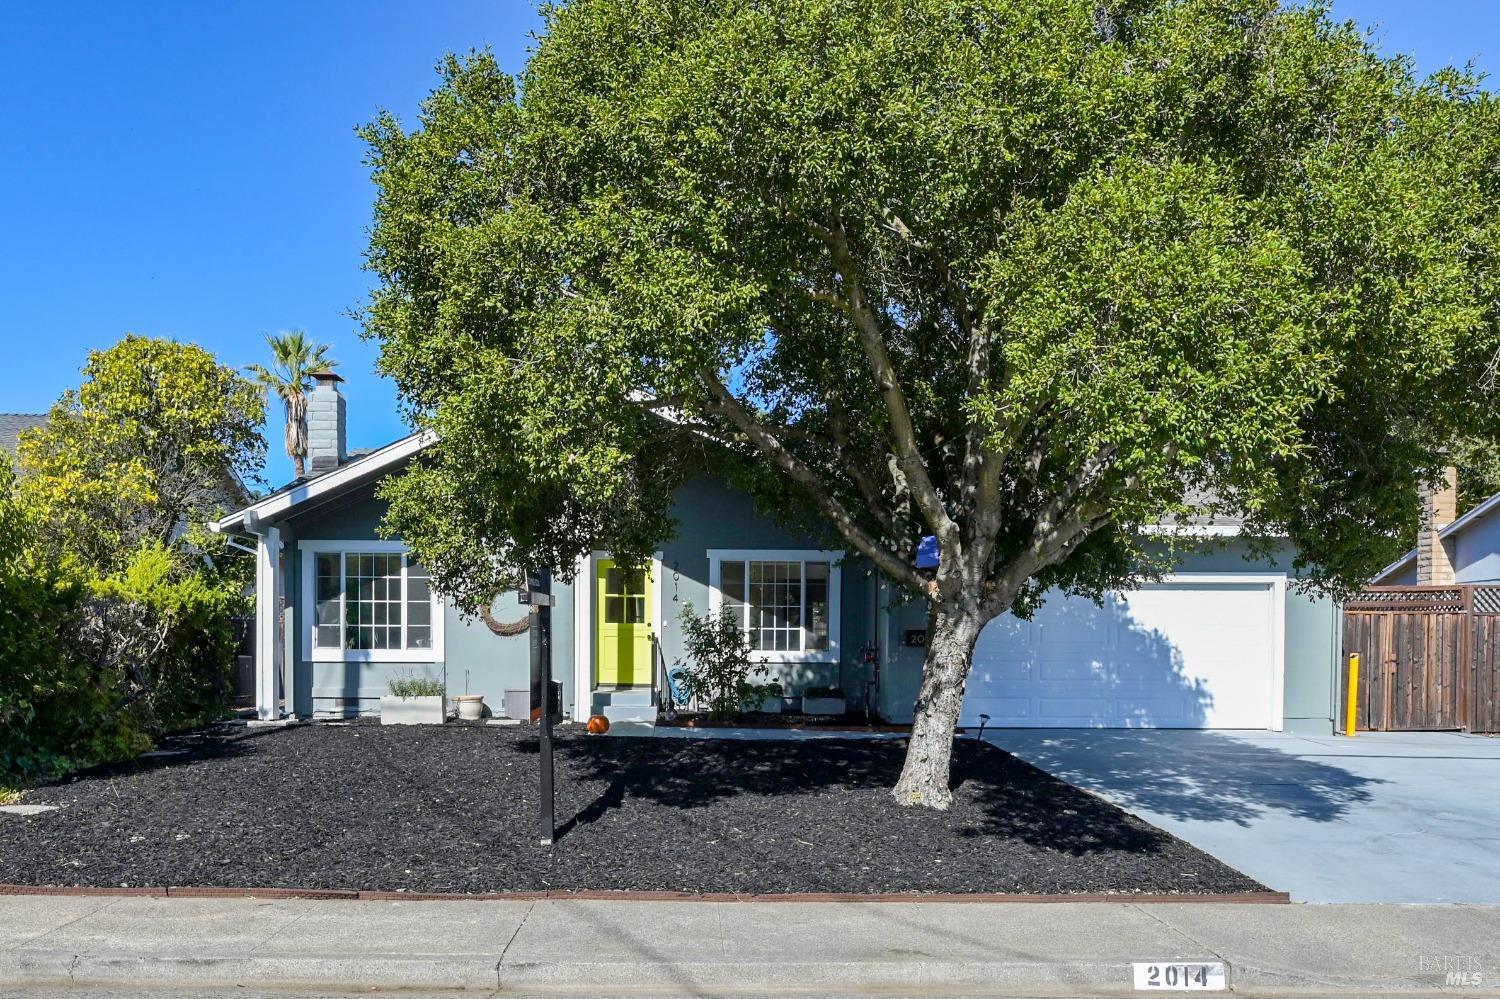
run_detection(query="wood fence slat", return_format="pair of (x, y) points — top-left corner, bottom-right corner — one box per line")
(1341, 587), (1500, 733)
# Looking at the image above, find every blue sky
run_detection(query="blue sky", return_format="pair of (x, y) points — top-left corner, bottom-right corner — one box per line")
(0, 1), (1494, 488)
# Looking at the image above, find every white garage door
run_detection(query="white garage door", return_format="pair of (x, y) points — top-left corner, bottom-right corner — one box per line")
(962, 576), (1283, 729)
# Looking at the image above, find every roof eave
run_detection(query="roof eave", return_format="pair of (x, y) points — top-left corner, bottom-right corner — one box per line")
(209, 430), (436, 534)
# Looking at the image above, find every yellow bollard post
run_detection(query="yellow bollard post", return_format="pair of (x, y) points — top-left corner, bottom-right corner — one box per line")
(1344, 653), (1360, 737)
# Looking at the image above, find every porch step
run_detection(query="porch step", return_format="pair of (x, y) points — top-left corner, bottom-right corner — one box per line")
(602, 703), (658, 726)
(592, 686), (656, 712)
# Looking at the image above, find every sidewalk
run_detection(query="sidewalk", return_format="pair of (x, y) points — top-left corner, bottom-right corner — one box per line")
(2, 894), (1499, 996)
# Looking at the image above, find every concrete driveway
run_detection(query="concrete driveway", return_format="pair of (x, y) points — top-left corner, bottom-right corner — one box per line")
(983, 729), (1500, 903)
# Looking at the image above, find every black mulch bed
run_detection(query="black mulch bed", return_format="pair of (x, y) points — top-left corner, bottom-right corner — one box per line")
(0, 723), (1266, 896)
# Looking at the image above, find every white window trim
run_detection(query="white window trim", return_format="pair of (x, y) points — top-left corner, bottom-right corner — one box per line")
(298, 539), (445, 663)
(707, 548), (843, 664)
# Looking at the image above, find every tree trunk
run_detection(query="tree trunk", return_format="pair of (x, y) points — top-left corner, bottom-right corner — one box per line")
(286, 393), (308, 479)
(892, 604), (985, 809)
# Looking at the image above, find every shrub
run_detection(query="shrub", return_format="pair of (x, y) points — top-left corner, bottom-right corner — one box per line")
(0, 478), (243, 784)
(388, 675), (445, 698)
(674, 602), (780, 720)
(0, 459), (149, 782)
(83, 544), (245, 733)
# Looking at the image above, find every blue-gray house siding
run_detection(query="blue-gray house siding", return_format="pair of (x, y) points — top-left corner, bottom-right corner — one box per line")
(253, 462), (1336, 732)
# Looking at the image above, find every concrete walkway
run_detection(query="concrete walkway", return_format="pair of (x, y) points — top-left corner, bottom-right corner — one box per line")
(2, 894), (1499, 996)
(984, 729), (1500, 904)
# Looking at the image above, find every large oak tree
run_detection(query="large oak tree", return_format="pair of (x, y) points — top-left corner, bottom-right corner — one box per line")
(363, 0), (1500, 807)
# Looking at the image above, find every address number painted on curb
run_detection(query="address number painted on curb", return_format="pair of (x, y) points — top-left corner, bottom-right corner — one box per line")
(1132, 962), (1227, 991)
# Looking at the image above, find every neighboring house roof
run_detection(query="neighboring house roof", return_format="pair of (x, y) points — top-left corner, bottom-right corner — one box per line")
(0, 413), (46, 458)
(1372, 489), (1500, 584)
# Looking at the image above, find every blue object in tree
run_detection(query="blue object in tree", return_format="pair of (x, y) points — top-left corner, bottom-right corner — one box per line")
(916, 535), (940, 569)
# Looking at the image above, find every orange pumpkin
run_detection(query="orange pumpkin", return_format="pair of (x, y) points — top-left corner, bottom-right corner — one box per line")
(586, 714), (610, 734)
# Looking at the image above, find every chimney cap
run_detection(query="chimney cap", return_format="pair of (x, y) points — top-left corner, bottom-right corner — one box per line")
(309, 370), (344, 384)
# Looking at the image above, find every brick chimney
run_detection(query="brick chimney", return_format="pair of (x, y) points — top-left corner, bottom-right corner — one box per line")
(1416, 466), (1459, 586)
(306, 371), (347, 475)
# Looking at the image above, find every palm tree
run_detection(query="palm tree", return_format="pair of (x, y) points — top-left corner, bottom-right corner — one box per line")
(247, 331), (337, 479)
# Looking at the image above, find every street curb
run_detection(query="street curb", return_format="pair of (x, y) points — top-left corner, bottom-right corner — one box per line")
(0, 883), (1291, 904)
(0, 951), (500, 992)
(5, 950), (1494, 997)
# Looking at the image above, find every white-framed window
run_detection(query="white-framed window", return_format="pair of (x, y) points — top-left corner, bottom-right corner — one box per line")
(299, 541), (444, 662)
(707, 549), (842, 663)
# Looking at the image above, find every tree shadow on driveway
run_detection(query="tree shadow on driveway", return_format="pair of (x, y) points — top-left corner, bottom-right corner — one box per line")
(987, 730), (1383, 827)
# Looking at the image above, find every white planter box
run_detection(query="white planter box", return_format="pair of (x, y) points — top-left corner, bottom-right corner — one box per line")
(802, 696), (846, 716)
(380, 695), (447, 725)
(742, 695), (783, 714)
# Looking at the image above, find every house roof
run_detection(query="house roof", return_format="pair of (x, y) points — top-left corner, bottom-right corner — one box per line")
(1372, 489), (1500, 583)
(209, 430), (435, 534)
(0, 413), (46, 458)
(209, 421), (1248, 542)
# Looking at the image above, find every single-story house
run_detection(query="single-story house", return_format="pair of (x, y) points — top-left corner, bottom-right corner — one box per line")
(211, 374), (1341, 734)
(1374, 472), (1500, 586)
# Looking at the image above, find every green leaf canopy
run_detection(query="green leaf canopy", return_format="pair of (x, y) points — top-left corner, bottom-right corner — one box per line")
(363, 0), (1500, 614)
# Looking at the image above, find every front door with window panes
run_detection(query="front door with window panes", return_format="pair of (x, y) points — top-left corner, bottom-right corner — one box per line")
(596, 559), (652, 685)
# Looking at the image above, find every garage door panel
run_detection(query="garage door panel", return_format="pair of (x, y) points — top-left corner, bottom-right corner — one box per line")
(1113, 696), (1190, 724)
(1037, 657), (1110, 682)
(972, 658), (1036, 682)
(961, 580), (1279, 730)
(961, 695), (1031, 721)
(1038, 697), (1112, 723)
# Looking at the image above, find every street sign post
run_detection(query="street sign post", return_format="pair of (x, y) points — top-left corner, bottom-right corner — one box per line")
(525, 567), (555, 846)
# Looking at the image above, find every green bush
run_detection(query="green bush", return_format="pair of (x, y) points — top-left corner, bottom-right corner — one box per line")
(0, 461), (243, 784)
(0, 459), (148, 782)
(674, 602), (780, 720)
(85, 544), (245, 733)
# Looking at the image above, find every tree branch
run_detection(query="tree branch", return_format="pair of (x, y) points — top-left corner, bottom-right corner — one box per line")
(827, 394), (900, 539)
(814, 212), (960, 549)
(697, 369), (929, 594)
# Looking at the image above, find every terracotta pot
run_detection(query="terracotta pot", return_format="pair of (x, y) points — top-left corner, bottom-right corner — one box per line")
(586, 714), (610, 734)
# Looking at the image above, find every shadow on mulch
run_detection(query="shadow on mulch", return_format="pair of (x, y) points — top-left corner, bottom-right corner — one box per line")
(542, 735), (1161, 857)
(0, 723), (1267, 896)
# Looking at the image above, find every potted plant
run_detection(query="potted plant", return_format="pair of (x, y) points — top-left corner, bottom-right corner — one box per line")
(380, 675), (447, 725)
(453, 671), (485, 721)
(745, 680), (784, 714)
(801, 686), (846, 716)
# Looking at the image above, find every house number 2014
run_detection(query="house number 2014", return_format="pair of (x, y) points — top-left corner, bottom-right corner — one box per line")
(1132, 962), (1227, 991)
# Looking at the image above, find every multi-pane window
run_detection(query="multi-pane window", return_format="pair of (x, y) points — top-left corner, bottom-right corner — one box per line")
(717, 556), (835, 654)
(603, 567), (648, 624)
(312, 551), (434, 653)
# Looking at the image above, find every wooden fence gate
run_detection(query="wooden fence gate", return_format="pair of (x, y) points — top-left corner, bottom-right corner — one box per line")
(231, 614), (256, 709)
(1342, 586), (1500, 733)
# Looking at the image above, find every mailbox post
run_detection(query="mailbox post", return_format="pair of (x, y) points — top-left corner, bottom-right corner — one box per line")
(521, 567), (555, 845)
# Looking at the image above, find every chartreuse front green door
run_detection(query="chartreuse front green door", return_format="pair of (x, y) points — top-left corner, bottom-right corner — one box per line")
(596, 559), (652, 686)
